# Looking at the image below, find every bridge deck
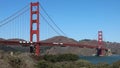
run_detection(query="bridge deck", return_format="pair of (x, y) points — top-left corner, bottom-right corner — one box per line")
(0, 40), (107, 50)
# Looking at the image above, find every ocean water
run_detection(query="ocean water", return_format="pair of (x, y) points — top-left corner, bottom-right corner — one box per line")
(79, 55), (120, 64)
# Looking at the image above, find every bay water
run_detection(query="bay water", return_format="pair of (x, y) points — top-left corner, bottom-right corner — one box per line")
(79, 55), (120, 64)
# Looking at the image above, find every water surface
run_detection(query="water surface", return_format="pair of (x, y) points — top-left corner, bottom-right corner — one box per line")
(80, 55), (120, 64)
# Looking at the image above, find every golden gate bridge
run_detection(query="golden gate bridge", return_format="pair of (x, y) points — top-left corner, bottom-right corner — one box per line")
(0, 2), (108, 56)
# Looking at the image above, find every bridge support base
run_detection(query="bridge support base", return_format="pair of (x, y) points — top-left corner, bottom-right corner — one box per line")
(35, 44), (40, 56)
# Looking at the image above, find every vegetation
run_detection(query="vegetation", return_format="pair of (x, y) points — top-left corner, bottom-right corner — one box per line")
(36, 60), (49, 68)
(36, 54), (120, 68)
(80, 39), (91, 41)
(95, 62), (110, 68)
(111, 60), (120, 68)
(43, 54), (79, 62)
(0, 51), (120, 68)
(8, 56), (22, 68)
(36, 60), (120, 68)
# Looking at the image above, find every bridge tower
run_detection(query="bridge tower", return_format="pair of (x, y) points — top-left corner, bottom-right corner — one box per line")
(97, 31), (104, 56)
(30, 2), (40, 56)
(98, 31), (102, 46)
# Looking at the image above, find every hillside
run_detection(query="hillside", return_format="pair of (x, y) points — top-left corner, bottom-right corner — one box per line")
(0, 38), (29, 52)
(42, 36), (78, 43)
(79, 39), (120, 54)
(0, 51), (36, 68)
(0, 38), (6, 41)
(0, 36), (120, 56)
(43, 36), (120, 56)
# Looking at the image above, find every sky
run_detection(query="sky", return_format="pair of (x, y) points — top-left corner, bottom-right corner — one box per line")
(0, 0), (120, 42)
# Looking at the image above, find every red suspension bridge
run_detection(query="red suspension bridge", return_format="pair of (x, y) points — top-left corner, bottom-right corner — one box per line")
(0, 2), (108, 56)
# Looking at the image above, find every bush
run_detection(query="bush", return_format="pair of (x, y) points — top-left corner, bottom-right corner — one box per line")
(36, 60), (48, 68)
(95, 62), (110, 68)
(44, 54), (58, 62)
(111, 60), (120, 68)
(57, 54), (79, 62)
(75, 60), (94, 68)
(44, 54), (79, 62)
(8, 57), (22, 68)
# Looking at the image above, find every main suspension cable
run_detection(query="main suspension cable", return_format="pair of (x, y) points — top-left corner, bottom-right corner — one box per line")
(40, 13), (62, 36)
(39, 3), (67, 37)
(0, 8), (29, 27)
(0, 4), (29, 26)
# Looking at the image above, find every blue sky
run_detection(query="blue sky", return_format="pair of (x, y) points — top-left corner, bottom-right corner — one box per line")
(0, 0), (120, 42)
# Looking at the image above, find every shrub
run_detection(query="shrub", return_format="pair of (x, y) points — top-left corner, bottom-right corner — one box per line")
(75, 60), (94, 68)
(44, 54), (79, 62)
(95, 62), (110, 68)
(36, 60), (49, 68)
(57, 54), (79, 62)
(111, 60), (120, 68)
(44, 54), (58, 62)
(8, 57), (22, 68)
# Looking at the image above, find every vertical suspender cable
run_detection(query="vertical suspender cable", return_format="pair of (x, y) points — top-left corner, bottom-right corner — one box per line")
(39, 3), (67, 37)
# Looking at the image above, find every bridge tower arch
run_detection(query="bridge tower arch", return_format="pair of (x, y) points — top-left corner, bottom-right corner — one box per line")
(30, 2), (40, 56)
(97, 31), (104, 56)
